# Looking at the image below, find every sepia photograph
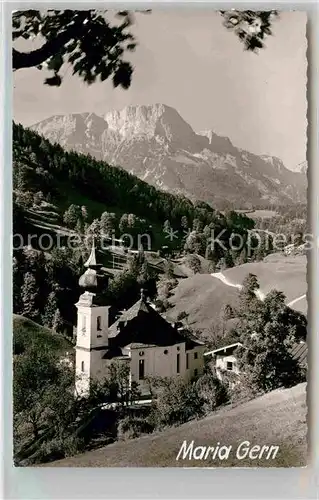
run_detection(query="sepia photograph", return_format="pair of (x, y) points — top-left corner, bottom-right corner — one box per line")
(12, 9), (307, 467)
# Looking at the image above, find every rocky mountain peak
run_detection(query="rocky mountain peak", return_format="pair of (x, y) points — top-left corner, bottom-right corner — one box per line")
(104, 103), (196, 144)
(30, 104), (306, 209)
(295, 161), (307, 174)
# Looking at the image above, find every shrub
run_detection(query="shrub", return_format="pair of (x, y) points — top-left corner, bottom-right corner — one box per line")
(185, 254), (201, 274)
(195, 373), (229, 414)
(151, 377), (204, 428)
(62, 435), (86, 457)
(154, 298), (170, 313)
(177, 311), (188, 321)
(117, 416), (154, 440)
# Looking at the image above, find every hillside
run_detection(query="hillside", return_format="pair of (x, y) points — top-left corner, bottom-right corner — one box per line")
(13, 314), (73, 355)
(46, 383), (307, 467)
(31, 104), (306, 210)
(167, 253), (307, 337)
(221, 253), (307, 312)
(13, 122), (248, 253)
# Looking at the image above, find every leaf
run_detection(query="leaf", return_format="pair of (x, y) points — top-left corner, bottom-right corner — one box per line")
(112, 61), (132, 89)
(44, 74), (62, 86)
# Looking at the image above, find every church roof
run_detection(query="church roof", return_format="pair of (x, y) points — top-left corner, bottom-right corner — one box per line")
(290, 341), (307, 365)
(105, 290), (202, 358)
(84, 243), (98, 268)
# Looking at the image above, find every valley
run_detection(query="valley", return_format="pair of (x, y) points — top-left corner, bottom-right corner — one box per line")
(11, 8), (308, 475)
(12, 113), (308, 467)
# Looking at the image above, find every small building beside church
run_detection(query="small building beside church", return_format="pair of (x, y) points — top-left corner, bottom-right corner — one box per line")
(204, 342), (242, 384)
(204, 339), (307, 387)
(75, 243), (206, 396)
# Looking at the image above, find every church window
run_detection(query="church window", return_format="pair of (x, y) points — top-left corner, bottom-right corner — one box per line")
(177, 346), (180, 351)
(164, 349), (168, 355)
(186, 353), (189, 369)
(177, 353), (180, 374)
(97, 316), (102, 331)
(81, 361), (84, 372)
(194, 368), (198, 377)
(139, 359), (145, 380)
(194, 352), (198, 360)
(139, 351), (144, 357)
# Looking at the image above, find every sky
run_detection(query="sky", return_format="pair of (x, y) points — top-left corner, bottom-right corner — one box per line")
(13, 10), (307, 170)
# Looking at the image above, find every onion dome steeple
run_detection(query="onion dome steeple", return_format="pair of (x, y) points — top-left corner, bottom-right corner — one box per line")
(79, 239), (108, 295)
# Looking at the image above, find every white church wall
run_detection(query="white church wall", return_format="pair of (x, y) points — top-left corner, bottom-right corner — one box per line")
(75, 347), (91, 396)
(129, 343), (206, 394)
(185, 345), (206, 382)
(76, 303), (109, 351)
(75, 348), (110, 396)
(129, 342), (186, 394)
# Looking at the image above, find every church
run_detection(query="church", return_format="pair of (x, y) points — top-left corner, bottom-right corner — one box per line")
(75, 243), (206, 396)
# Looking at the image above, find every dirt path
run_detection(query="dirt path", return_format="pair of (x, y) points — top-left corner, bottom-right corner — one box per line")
(211, 271), (305, 307)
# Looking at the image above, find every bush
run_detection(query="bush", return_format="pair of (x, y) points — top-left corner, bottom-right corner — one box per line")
(177, 311), (188, 321)
(63, 435), (86, 457)
(195, 373), (229, 414)
(226, 372), (260, 404)
(117, 416), (154, 440)
(151, 377), (204, 428)
(154, 298), (170, 313)
(24, 438), (65, 465)
(185, 254), (201, 273)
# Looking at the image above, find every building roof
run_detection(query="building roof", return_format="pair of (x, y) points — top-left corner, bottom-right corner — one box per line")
(204, 341), (307, 369)
(290, 341), (307, 365)
(104, 291), (203, 359)
(204, 342), (243, 357)
(78, 241), (110, 297)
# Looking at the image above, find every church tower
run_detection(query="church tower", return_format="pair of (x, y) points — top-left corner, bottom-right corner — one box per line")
(75, 241), (110, 396)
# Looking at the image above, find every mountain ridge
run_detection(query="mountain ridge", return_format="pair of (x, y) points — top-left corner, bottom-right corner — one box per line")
(30, 104), (306, 210)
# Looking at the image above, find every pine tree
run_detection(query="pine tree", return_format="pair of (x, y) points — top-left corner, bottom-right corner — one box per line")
(100, 211), (116, 236)
(42, 291), (58, 328)
(163, 220), (171, 234)
(119, 214), (129, 233)
(63, 204), (82, 229)
(181, 216), (189, 231)
(52, 309), (64, 333)
(13, 256), (23, 314)
(86, 219), (101, 246)
(81, 205), (88, 222)
(238, 273), (261, 318)
(21, 272), (40, 321)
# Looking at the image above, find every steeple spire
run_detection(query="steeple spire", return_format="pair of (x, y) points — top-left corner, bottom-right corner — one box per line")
(79, 240), (107, 294)
(84, 238), (102, 270)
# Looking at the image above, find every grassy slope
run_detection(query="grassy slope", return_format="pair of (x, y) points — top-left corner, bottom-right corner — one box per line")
(167, 253), (307, 337)
(168, 274), (238, 334)
(223, 253), (307, 313)
(47, 383), (307, 467)
(13, 314), (73, 355)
